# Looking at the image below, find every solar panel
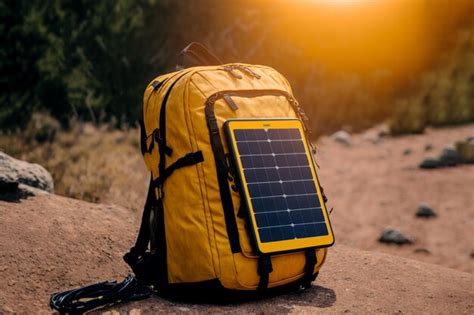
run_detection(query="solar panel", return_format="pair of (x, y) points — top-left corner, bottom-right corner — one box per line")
(225, 119), (334, 254)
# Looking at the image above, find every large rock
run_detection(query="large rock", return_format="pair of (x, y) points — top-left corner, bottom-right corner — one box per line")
(1, 195), (473, 314)
(0, 152), (54, 194)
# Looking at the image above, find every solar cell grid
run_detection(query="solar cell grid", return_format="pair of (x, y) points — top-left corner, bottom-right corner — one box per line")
(234, 127), (329, 243)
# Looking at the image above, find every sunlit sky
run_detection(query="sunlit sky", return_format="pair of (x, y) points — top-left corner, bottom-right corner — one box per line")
(263, 0), (473, 82)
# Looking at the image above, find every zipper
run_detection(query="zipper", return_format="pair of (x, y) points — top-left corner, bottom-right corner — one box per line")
(206, 89), (293, 109)
(221, 65), (243, 79)
(206, 89), (314, 148)
(237, 65), (261, 79)
(221, 65), (261, 79)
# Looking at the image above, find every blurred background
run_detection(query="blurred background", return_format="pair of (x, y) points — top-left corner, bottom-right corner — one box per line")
(1, 0), (473, 273)
(1, 0), (473, 134)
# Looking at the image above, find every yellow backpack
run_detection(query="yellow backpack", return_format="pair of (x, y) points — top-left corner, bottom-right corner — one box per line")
(50, 43), (334, 313)
(123, 43), (331, 294)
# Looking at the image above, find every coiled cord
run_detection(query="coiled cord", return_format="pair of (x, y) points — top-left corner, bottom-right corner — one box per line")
(49, 275), (153, 314)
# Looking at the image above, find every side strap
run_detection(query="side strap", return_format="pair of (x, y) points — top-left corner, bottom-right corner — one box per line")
(123, 177), (156, 282)
(150, 197), (168, 288)
(257, 255), (273, 292)
(125, 152), (204, 286)
(302, 248), (317, 289)
(124, 176), (154, 259)
(153, 151), (204, 188)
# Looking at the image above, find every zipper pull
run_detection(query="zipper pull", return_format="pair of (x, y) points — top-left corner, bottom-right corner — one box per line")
(223, 94), (239, 111)
(221, 65), (243, 79)
(238, 66), (261, 79)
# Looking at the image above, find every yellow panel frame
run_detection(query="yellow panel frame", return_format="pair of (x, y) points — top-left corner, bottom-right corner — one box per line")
(225, 119), (335, 254)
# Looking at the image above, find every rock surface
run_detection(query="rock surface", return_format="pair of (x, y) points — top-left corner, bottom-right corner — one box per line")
(0, 151), (54, 194)
(1, 194), (473, 314)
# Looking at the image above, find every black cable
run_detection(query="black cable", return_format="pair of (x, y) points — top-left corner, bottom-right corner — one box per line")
(50, 274), (153, 314)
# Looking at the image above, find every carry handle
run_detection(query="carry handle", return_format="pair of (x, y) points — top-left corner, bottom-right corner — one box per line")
(176, 42), (222, 69)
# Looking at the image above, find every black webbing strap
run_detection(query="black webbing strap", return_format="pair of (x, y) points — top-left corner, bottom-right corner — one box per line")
(205, 102), (241, 254)
(158, 71), (190, 163)
(257, 255), (273, 292)
(139, 118), (148, 156)
(153, 151), (204, 188)
(302, 248), (317, 289)
(150, 197), (167, 288)
(123, 177), (155, 281)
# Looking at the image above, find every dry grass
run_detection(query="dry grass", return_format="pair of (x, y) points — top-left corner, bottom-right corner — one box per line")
(389, 27), (474, 134)
(0, 122), (148, 212)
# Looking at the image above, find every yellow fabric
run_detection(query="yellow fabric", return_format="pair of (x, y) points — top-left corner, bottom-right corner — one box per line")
(142, 64), (329, 290)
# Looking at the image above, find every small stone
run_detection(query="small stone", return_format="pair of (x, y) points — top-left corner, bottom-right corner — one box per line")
(414, 248), (431, 254)
(378, 228), (413, 245)
(331, 130), (351, 146)
(438, 147), (460, 166)
(8, 280), (16, 286)
(424, 144), (433, 151)
(416, 203), (437, 218)
(419, 157), (441, 169)
(403, 148), (412, 156)
(470, 250), (474, 259)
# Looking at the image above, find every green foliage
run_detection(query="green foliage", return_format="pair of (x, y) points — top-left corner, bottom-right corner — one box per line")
(1, 0), (473, 135)
(0, 0), (47, 129)
(1, 0), (155, 129)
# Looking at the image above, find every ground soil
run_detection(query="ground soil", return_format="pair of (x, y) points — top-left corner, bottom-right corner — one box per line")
(316, 124), (474, 273)
(1, 124), (473, 313)
(1, 194), (473, 314)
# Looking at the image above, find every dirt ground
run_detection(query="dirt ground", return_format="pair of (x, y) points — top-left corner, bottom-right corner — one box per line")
(0, 194), (473, 314)
(316, 124), (474, 273)
(1, 124), (473, 313)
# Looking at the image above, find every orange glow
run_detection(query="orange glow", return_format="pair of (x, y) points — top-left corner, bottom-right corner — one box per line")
(256, 0), (474, 84)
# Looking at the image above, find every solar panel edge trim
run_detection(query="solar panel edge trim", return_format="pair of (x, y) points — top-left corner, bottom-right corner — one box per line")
(225, 119), (335, 254)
